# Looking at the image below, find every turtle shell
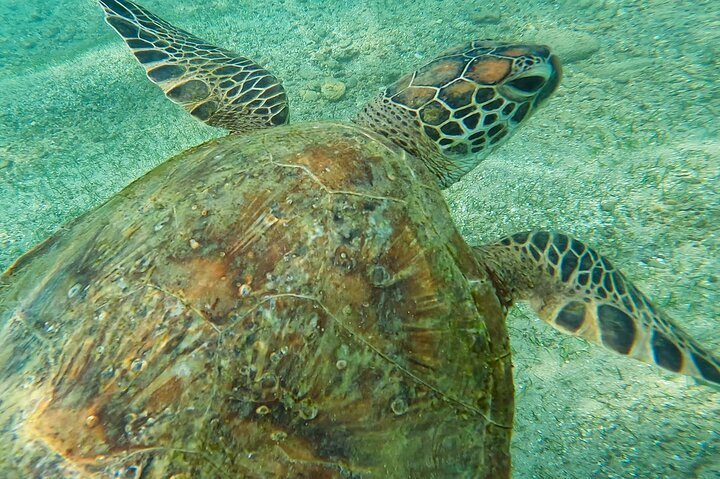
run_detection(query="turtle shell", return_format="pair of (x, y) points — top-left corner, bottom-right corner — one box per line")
(0, 122), (512, 478)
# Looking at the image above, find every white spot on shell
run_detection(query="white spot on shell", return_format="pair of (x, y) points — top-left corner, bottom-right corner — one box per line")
(168, 299), (185, 318)
(298, 399), (319, 420)
(130, 358), (146, 373)
(133, 254), (152, 272)
(85, 415), (99, 428)
(21, 375), (35, 389)
(115, 277), (128, 291)
(391, 397), (408, 416)
(67, 283), (82, 299)
(174, 362), (191, 378)
(238, 284), (252, 297)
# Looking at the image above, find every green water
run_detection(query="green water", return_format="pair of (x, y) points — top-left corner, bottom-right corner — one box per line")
(0, 0), (718, 477)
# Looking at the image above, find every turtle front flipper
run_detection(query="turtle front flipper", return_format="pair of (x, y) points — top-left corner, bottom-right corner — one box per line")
(98, 0), (288, 132)
(475, 231), (720, 385)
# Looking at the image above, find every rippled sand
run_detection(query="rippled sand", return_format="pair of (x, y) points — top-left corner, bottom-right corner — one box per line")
(1, 1), (718, 477)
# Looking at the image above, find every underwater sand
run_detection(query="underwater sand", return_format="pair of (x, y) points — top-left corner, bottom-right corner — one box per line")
(0, 0), (718, 477)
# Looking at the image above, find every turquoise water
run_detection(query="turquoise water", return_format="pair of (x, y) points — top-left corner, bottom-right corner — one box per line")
(0, 0), (718, 477)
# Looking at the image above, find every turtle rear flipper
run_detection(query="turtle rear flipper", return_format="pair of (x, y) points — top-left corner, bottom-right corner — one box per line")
(99, 0), (288, 132)
(476, 231), (720, 385)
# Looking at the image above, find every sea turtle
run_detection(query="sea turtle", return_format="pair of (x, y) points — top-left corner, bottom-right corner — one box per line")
(0, 0), (717, 478)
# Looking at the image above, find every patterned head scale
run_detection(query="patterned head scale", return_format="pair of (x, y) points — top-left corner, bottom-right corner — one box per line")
(358, 40), (562, 188)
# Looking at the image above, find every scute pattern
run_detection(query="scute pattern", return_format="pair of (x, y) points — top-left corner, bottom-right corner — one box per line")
(99, 0), (288, 132)
(357, 40), (561, 188)
(0, 123), (513, 479)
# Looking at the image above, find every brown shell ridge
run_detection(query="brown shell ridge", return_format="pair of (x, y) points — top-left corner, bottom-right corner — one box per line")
(260, 123), (409, 205)
(261, 291), (511, 429)
(207, 285), (499, 416)
(267, 155), (406, 204)
(144, 282), (221, 334)
(19, 283), (223, 466)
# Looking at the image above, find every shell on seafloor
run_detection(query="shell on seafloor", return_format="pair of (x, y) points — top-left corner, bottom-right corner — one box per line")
(0, 122), (513, 479)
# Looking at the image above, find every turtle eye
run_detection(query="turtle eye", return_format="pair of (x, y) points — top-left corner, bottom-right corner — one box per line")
(507, 75), (546, 93)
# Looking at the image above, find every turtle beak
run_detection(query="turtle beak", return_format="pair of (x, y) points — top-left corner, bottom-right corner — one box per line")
(534, 54), (562, 106)
(499, 51), (562, 105)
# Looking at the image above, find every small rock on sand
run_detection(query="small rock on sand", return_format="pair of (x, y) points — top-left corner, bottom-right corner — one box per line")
(321, 79), (346, 102)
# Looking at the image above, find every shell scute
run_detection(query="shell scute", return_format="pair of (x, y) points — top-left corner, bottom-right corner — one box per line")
(0, 123), (511, 478)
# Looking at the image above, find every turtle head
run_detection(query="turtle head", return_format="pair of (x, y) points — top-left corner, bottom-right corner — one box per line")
(357, 40), (562, 188)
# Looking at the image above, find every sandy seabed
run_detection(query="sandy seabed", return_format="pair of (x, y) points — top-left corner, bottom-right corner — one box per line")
(0, 0), (718, 477)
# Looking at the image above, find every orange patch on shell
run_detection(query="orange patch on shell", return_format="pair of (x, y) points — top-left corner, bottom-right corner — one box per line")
(25, 397), (113, 463)
(184, 257), (234, 314)
(293, 141), (373, 190)
(466, 58), (512, 84)
(147, 376), (184, 411)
